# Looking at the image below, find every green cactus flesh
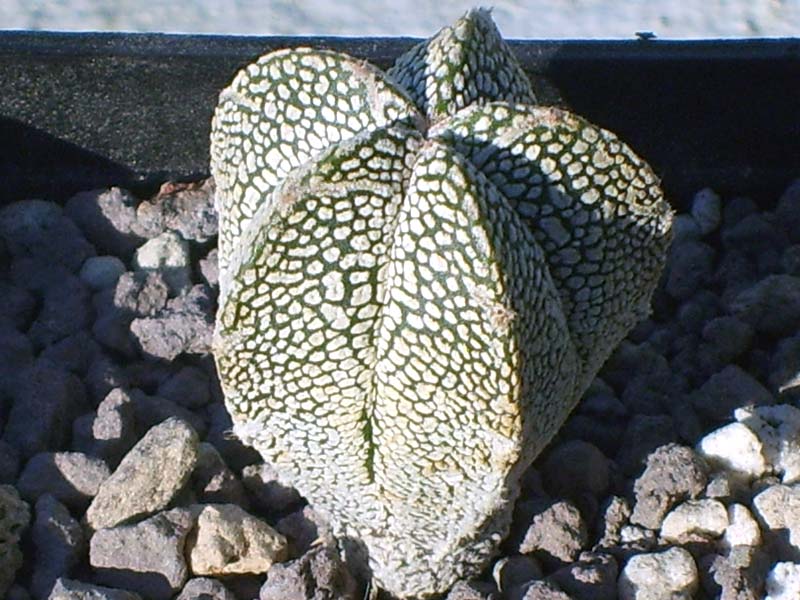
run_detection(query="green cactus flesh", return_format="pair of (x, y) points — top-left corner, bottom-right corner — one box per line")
(211, 9), (673, 598)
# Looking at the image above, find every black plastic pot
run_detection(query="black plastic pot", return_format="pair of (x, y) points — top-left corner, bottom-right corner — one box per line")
(1, 32), (798, 208)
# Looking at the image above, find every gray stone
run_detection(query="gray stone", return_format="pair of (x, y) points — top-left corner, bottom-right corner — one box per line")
(91, 312), (138, 358)
(79, 256), (126, 291)
(85, 418), (199, 530)
(770, 333), (800, 398)
(186, 504), (288, 575)
(9, 256), (73, 294)
(723, 503), (762, 548)
(176, 577), (237, 600)
(618, 547), (698, 600)
(517, 499), (588, 565)
(130, 285), (214, 360)
(730, 274), (800, 337)
(0, 199), (95, 272)
(158, 366), (211, 408)
(752, 484), (800, 561)
(258, 544), (357, 600)
(128, 389), (207, 438)
(511, 580), (571, 600)
(596, 496), (632, 549)
(65, 188), (144, 259)
(0, 485), (31, 598)
(722, 213), (787, 275)
(722, 196), (758, 228)
(192, 443), (249, 506)
(493, 555), (542, 595)
(17, 452), (110, 511)
(40, 331), (99, 376)
(705, 471), (737, 501)
(0, 321), (34, 395)
(132, 231), (191, 295)
(112, 271), (169, 318)
(242, 462), (302, 514)
(3, 362), (87, 459)
(665, 241), (715, 300)
(701, 316), (753, 363)
(199, 248), (219, 288)
(542, 440), (609, 500)
(0, 281), (35, 330)
(691, 188), (722, 235)
(701, 546), (768, 600)
(28, 276), (92, 350)
(765, 561), (800, 600)
(616, 415), (679, 477)
(85, 354), (129, 406)
(31, 495), (85, 600)
(446, 580), (499, 599)
(48, 578), (142, 599)
(670, 214), (701, 244)
(548, 551), (618, 600)
(631, 444), (708, 530)
(133, 179), (218, 243)
(0, 440), (20, 484)
(88, 388), (138, 466)
(90, 508), (194, 600)
(691, 364), (774, 423)
(660, 498), (729, 543)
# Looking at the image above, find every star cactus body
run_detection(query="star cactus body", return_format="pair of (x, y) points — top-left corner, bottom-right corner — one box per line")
(210, 9), (673, 598)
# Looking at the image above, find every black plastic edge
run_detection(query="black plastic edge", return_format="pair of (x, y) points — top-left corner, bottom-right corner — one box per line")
(1, 31), (799, 208)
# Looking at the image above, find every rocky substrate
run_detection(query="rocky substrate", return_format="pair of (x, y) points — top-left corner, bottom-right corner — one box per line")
(1, 178), (800, 599)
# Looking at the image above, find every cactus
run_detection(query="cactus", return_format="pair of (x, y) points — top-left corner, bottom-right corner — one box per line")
(210, 9), (673, 598)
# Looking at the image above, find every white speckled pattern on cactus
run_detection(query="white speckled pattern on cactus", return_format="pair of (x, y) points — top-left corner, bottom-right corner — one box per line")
(211, 9), (673, 598)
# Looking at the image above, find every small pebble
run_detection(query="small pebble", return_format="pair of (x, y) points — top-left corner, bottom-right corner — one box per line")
(618, 547), (698, 600)
(79, 256), (126, 291)
(90, 508), (194, 600)
(696, 422), (767, 480)
(630, 444), (708, 530)
(85, 417), (199, 530)
(133, 231), (191, 295)
(723, 503), (762, 548)
(48, 577), (143, 599)
(187, 504), (288, 576)
(660, 498), (729, 542)
(766, 562), (800, 600)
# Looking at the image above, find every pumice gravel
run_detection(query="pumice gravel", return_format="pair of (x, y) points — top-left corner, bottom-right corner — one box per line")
(210, 9), (672, 598)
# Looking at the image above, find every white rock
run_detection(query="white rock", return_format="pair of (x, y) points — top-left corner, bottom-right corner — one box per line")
(620, 525), (657, 545)
(79, 256), (127, 290)
(660, 499), (728, 542)
(752, 484), (800, 552)
(696, 422), (767, 479)
(187, 504), (288, 575)
(133, 231), (191, 294)
(723, 503), (762, 548)
(766, 562), (800, 600)
(618, 547), (698, 600)
(736, 404), (800, 484)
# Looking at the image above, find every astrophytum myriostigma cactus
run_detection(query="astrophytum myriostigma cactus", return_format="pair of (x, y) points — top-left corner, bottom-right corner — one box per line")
(210, 9), (673, 598)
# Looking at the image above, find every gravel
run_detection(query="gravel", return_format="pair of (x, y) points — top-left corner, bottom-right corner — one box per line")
(2, 179), (800, 598)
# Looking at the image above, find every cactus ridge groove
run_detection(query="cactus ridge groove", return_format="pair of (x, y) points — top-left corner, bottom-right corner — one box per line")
(210, 8), (673, 598)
